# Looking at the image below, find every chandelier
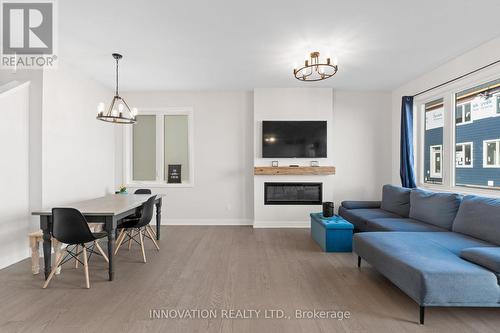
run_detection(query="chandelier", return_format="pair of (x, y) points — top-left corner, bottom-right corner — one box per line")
(293, 52), (338, 82)
(96, 53), (137, 124)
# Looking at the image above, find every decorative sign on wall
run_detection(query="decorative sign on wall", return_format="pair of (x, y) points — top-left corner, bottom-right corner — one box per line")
(168, 164), (182, 183)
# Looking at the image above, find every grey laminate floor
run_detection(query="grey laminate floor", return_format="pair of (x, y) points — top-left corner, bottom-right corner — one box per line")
(0, 226), (498, 333)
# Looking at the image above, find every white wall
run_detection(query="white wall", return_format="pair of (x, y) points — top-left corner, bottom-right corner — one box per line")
(332, 90), (393, 204)
(115, 91), (254, 225)
(391, 37), (500, 184)
(42, 64), (115, 207)
(0, 82), (30, 268)
(253, 88), (392, 227)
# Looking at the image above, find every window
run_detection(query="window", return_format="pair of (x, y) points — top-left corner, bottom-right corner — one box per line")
(497, 95), (500, 114)
(455, 103), (472, 125)
(126, 108), (193, 186)
(455, 142), (473, 168)
(483, 139), (500, 168)
(423, 99), (444, 184)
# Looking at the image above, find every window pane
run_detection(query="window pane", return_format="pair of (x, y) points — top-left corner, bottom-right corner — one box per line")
(164, 115), (189, 183)
(464, 103), (471, 122)
(497, 96), (500, 114)
(455, 77), (500, 189)
(455, 145), (463, 166)
(486, 142), (497, 166)
(455, 105), (463, 124)
(464, 144), (472, 166)
(133, 115), (156, 181)
(424, 99), (444, 184)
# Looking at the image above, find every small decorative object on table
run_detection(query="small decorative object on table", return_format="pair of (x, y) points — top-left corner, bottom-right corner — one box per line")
(310, 213), (353, 252)
(322, 202), (334, 217)
(118, 185), (127, 194)
(272, 161), (279, 167)
(310, 161), (319, 167)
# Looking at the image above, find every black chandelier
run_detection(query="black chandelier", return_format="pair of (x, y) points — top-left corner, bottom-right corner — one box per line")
(293, 51), (338, 82)
(96, 53), (137, 124)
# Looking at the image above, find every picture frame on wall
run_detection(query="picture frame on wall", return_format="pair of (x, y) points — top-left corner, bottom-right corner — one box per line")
(167, 164), (182, 183)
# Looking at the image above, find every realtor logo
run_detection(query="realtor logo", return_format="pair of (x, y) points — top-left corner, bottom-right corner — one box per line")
(1, 0), (57, 68)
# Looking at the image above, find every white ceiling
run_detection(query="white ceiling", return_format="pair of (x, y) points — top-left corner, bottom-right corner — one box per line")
(59, 0), (500, 91)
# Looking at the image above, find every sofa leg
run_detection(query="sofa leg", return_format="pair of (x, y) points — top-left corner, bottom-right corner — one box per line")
(357, 256), (361, 268)
(419, 306), (425, 325)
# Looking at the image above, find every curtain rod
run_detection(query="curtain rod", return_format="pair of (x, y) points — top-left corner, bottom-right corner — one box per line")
(412, 59), (500, 97)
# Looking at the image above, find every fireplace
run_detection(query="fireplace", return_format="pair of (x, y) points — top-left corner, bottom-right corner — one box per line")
(264, 182), (322, 205)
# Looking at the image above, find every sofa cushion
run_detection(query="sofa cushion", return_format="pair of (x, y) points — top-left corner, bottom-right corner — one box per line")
(338, 207), (400, 231)
(380, 185), (411, 217)
(409, 189), (462, 230)
(353, 232), (499, 306)
(452, 195), (500, 246)
(460, 247), (500, 274)
(367, 218), (446, 232)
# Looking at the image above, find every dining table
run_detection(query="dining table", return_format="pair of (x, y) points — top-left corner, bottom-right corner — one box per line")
(32, 194), (164, 281)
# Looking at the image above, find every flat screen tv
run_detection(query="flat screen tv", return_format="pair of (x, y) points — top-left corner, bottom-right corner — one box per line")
(262, 121), (327, 158)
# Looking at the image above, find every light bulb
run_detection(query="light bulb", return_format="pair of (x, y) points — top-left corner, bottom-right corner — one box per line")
(118, 103), (124, 112)
(318, 67), (325, 74)
(131, 107), (138, 116)
(97, 102), (105, 113)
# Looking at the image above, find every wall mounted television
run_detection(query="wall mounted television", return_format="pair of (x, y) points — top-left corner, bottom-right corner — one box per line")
(262, 121), (327, 158)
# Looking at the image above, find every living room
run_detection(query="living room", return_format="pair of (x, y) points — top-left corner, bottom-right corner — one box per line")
(0, 0), (499, 332)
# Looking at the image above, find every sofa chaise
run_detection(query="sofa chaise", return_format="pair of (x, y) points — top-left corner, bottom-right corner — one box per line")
(339, 185), (500, 324)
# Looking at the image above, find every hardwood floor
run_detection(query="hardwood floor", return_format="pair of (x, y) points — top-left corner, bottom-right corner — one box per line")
(0, 226), (498, 333)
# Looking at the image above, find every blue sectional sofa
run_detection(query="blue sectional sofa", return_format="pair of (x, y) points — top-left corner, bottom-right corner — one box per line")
(339, 185), (500, 324)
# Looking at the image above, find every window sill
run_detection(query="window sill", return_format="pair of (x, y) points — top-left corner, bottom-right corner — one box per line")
(419, 183), (500, 197)
(126, 182), (194, 188)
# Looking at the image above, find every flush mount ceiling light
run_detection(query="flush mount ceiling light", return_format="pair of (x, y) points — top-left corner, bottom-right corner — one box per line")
(293, 52), (338, 82)
(96, 53), (137, 124)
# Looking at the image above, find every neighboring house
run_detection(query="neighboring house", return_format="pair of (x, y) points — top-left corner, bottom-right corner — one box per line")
(424, 79), (500, 189)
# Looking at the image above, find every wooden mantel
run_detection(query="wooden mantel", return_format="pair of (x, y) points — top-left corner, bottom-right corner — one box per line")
(254, 166), (335, 176)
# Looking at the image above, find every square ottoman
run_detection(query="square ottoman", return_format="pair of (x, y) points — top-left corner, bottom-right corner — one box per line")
(310, 213), (353, 252)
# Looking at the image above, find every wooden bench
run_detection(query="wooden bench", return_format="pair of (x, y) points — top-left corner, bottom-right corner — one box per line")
(29, 223), (103, 275)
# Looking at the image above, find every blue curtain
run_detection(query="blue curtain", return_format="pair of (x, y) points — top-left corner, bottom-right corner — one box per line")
(400, 96), (417, 188)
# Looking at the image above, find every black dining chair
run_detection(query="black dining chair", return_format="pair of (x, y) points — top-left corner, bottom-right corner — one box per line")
(114, 195), (159, 262)
(134, 189), (152, 194)
(43, 208), (109, 289)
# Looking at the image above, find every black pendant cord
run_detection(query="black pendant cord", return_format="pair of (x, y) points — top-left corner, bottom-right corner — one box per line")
(412, 59), (500, 97)
(115, 57), (119, 96)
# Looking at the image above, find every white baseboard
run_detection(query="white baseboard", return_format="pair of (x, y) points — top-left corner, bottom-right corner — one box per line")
(252, 220), (310, 228)
(163, 218), (252, 226)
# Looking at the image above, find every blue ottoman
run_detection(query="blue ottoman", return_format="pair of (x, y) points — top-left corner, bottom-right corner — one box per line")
(310, 213), (353, 252)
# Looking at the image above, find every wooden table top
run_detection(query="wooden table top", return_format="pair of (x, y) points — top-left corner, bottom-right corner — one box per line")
(32, 194), (164, 216)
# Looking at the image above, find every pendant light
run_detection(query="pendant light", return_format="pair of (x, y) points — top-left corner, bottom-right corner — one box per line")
(96, 53), (137, 124)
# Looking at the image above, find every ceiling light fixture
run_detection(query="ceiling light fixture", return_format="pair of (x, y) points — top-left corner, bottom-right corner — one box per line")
(96, 53), (137, 124)
(293, 52), (338, 82)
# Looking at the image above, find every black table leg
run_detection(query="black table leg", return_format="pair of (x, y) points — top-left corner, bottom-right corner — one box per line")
(40, 215), (52, 280)
(105, 216), (116, 281)
(155, 198), (162, 240)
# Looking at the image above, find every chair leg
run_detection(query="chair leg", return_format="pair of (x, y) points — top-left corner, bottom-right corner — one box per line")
(42, 252), (65, 289)
(52, 239), (62, 275)
(82, 245), (90, 289)
(75, 245), (80, 268)
(114, 229), (126, 255)
(94, 240), (109, 263)
(146, 225), (160, 251)
(128, 230), (133, 251)
(139, 229), (147, 263)
(30, 236), (40, 275)
(147, 224), (157, 239)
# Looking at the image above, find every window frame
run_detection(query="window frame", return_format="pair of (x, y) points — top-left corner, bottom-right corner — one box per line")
(123, 107), (194, 188)
(455, 142), (473, 168)
(414, 66), (500, 196)
(483, 139), (500, 168)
